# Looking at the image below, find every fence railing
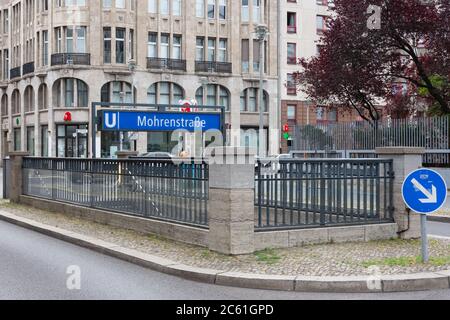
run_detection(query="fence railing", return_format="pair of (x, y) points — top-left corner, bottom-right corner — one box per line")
(255, 159), (395, 230)
(292, 116), (450, 166)
(147, 57), (187, 71)
(22, 62), (35, 75)
(51, 53), (91, 66)
(195, 61), (232, 73)
(22, 157), (209, 228)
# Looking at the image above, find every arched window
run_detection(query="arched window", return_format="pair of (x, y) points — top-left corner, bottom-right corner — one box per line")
(38, 84), (48, 110)
(240, 88), (268, 112)
(24, 86), (35, 113)
(1, 94), (8, 117)
(101, 81), (136, 104)
(195, 84), (230, 110)
(11, 89), (21, 115)
(53, 78), (89, 108)
(147, 82), (184, 105)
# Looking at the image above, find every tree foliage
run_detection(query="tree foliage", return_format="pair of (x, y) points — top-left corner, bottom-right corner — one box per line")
(293, 0), (450, 123)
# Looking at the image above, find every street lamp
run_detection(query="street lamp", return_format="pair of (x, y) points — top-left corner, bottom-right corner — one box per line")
(254, 24), (269, 157)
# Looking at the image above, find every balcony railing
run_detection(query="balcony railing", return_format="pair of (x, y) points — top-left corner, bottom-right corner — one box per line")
(22, 62), (35, 75)
(10, 67), (21, 79)
(195, 61), (232, 73)
(51, 53), (91, 66)
(287, 25), (297, 33)
(147, 58), (186, 71)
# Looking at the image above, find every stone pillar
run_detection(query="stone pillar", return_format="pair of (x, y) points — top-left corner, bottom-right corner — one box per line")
(9, 151), (29, 203)
(207, 147), (256, 255)
(376, 147), (424, 239)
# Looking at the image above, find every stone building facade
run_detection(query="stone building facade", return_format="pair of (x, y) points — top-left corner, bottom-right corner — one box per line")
(0, 0), (280, 159)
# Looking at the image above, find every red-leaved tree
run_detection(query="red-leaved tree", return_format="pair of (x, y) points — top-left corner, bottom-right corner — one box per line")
(293, 0), (450, 123)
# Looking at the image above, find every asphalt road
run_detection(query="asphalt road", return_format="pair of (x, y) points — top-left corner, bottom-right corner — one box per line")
(1, 220), (450, 300)
(429, 221), (450, 237)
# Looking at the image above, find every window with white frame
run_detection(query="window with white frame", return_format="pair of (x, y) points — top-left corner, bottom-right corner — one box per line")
(196, 0), (204, 17)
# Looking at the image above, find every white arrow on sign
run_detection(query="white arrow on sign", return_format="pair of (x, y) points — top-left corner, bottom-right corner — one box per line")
(411, 178), (437, 204)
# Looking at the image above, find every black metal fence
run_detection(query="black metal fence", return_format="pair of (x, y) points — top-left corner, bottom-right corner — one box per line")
(255, 159), (395, 230)
(147, 57), (187, 71)
(51, 53), (91, 66)
(195, 61), (232, 73)
(22, 62), (35, 75)
(22, 158), (209, 228)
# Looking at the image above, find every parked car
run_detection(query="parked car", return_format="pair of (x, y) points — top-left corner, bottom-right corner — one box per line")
(136, 152), (175, 159)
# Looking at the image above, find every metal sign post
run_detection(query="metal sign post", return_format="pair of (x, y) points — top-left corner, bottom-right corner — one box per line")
(402, 169), (447, 263)
(420, 214), (429, 263)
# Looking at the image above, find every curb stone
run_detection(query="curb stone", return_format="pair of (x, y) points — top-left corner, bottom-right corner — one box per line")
(0, 210), (449, 294)
(428, 215), (450, 224)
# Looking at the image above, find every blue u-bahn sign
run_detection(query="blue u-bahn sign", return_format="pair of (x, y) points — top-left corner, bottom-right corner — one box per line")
(99, 110), (222, 132)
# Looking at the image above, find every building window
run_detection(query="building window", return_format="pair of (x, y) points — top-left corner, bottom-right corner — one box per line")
(101, 81), (134, 104)
(287, 12), (296, 33)
(147, 82), (184, 105)
(116, 28), (126, 64)
(148, 0), (156, 13)
(195, 84), (230, 110)
(27, 126), (35, 156)
(1, 94), (8, 116)
(54, 26), (87, 53)
(196, 37), (204, 61)
(252, 0), (260, 23)
(54, 78), (89, 108)
(207, 0), (215, 19)
(287, 105), (296, 121)
(240, 88), (268, 112)
(207, 38), (216, 61)
(196, 0), (204, 18)
(241, 39), (249, 72)
(14, 128), (21, 151)
(173, 0), (181, 16)
(24, 86), (35, 113)
(241, 0), (249, 22)
(12, 89), (21, 115)
(287, 43), (296, 64)
(173, 35), (182, 59)
(287, 74), (296, 95)
(219, 0), (226, 19)
(147, 32), (157, 58)
(160, 34), (169, 59)
(160, 0), (169, 14)
(38, 84), (48, 110)
(218, 39), (227, 62)
(57, 124), (88, 158)
(316, 15), (327, 34)
(41, 125), (48, 157)
(103, 27), (112, 63)
(42, 30), (49, 66)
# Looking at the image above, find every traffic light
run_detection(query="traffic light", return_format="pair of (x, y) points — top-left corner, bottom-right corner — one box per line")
(283, 124), (290, 140)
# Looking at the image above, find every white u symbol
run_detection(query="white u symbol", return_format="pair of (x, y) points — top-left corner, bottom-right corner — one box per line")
(105, 113), (118, 129)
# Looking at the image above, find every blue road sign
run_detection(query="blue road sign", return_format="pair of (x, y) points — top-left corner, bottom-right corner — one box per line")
(100, 110), (222, 132)
(402, 169), (448, 215)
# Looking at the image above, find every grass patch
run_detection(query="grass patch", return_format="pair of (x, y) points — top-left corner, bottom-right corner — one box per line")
(362, 255), (450, 267)
(254, 249), (281, 265)
(200, 249), (213, 258)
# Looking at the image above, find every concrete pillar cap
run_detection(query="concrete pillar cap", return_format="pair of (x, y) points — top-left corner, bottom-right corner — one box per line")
(376, 147), (425, 155)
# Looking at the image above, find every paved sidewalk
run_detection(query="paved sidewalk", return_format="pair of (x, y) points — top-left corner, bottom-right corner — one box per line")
(0, 201), (449, 278)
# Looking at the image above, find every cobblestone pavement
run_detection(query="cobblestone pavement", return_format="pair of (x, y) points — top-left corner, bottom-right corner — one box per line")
(1, 201), (449, 277)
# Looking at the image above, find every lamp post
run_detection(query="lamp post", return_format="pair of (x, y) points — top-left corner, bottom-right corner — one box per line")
(127, 59), (137, 152)
(254, 24), (269, 157)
